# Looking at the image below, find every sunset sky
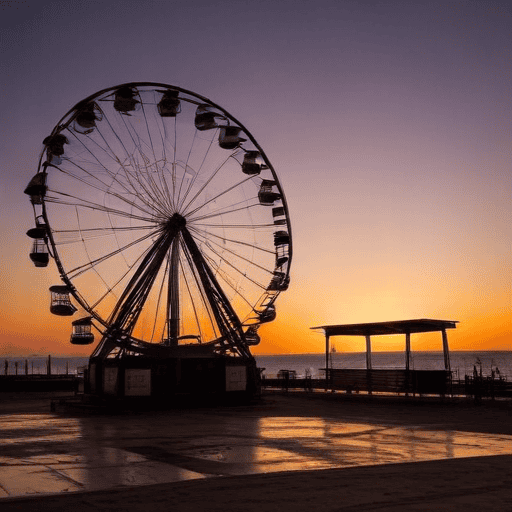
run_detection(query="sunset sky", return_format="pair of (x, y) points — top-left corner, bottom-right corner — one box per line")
(1, 0), (510, 356)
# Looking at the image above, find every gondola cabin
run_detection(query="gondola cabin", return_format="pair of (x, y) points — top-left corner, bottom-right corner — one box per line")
(259, 304), (276, 323)
(272, 206), (287, 226)
(29, 238), (49, 267)
(258, 180), (281, 206)
(27, 217), (49, 268)
(114, 86), (139, 114)
(73, 102), (100, 133)
(70, 317), (94, 345)
(267, 271), (289, 291)
(274, 230), (290, 267)
(26, 225), (47, 240)
(158, 90), (181, 117)
(242, 151), (263, 175)
(43, 134), (68, 165)
(218, 126), (246, 150)
(244, 328), (260, 346)
(49, 285), (77, 316)
(24, 172), (47, 204)
(194, 104), (225, 131)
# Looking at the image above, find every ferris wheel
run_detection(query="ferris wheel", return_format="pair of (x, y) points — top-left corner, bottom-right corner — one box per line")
(25, 82), (292, 362)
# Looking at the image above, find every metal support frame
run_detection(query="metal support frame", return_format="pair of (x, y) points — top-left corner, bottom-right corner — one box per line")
(167, 236), (180, 346)
(365, 335), (372, 370)
(181, 228), (252, 360)
(442, 329), (451, 371)
(325, 334), (330, 391)
(92, 213), (252, 362)
(405, 332), (411, 371)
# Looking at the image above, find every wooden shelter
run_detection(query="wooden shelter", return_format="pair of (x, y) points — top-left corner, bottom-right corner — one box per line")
(311, 319), (458, 395)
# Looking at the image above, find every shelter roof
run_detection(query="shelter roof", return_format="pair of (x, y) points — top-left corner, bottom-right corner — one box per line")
(310, 319), (458, 337)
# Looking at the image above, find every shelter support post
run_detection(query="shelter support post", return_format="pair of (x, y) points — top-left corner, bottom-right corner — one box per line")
(442, 329), (451, 371)
(325, 334), (330, 391)
(365, 335), (372, 370)
(405, 332), (411, 371)
(365, 335), (372, 394)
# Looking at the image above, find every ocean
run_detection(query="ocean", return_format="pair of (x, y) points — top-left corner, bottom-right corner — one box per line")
(2, 351), (511, 380)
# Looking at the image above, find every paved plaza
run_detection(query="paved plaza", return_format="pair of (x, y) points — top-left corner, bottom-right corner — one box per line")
(1, 392), (512, 500)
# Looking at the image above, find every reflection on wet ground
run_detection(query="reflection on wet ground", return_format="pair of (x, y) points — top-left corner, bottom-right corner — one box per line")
(1, 402), (512, 499)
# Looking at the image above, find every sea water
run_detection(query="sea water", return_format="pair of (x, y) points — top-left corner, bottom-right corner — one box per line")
(2, 351), (511, 380)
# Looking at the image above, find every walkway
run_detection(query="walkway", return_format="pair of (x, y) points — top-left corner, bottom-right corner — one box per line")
(1, 392), (512, 500)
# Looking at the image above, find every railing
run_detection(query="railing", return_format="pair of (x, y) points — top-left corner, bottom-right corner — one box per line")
(329, 369), (451, 395)
(262, 369), (512, 399)
(0, 374), (80, 392)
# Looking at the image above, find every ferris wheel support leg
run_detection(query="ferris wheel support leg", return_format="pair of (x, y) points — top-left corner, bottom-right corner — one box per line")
(166, 236), (180, 346)
(106, 217), (183, 341)
(181, 227), (252, 361)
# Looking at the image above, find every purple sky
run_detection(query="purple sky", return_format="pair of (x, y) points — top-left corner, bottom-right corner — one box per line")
(1, 0), (510, 355)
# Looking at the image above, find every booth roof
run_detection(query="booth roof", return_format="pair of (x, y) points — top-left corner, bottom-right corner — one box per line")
(310, 319), (458, 337)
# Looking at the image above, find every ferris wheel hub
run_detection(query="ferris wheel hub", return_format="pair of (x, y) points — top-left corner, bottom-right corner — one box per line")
(166, 213), (186, 231)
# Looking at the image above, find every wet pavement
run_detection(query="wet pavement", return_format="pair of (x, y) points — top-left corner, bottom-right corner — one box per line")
(1, 394), (512, 499)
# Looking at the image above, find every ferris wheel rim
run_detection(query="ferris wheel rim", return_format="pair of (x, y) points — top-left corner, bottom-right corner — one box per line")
(33, 82), (292, 354)
(39, 81), (292, 222)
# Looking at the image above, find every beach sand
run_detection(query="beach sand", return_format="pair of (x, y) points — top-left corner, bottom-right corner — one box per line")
(1, 391), (511, 511)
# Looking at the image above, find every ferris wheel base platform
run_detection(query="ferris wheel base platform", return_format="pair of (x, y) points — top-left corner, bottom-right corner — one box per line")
(78, 355), (261, 409)
(55, 389), (262, 413)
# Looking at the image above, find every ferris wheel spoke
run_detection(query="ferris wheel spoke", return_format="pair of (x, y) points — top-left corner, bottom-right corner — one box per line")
(175, 128), (199, 209)
(149, 255), (169, 343)
(176, 131), (217, 211)
(65, 105), (134, 169)
(179, 239), (219, 340)
(200, 240), (268, 290)
(189, 227), (275, 255)
(190, 228), (273, 276)
(54, 159), (159, 219)
(194, 222), (275, 229)
(64, 118), (171, 217)
(148, 110), (175, 209)
(140, 101), (162, 171)
(123, 113), (173, 215)
(89, 239), (157, 311)
(181, 227), (248, 356)
(150, 117), (176, 214)
(180, 243), (220, 341)
(54, 225), (154, 234)
(201, 251), (258, 309)
(178, 255), (205, 342)
(107, 226), (178, 334)
(53, 224), (155, 245)
(156, 165), (174, 213)
(154, 106), (179, 209)
(45, 192), (157, 223)
(95, 103), (173, 216)
(64, 128), (150, 203)
(100, 103), (145, 163)
(180, 152), (238, 215)
(117, 159), (171, 218)
(170, 119), (178, 204)
(185, 175), (255, 218)
(189, 200), (260, 223)
(66, 228), (160, 279)
(97, 146), (171, 217)
(71, 205), (131, 306)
